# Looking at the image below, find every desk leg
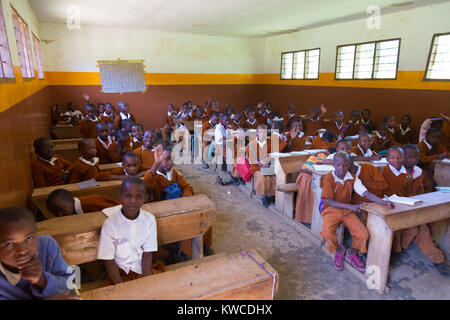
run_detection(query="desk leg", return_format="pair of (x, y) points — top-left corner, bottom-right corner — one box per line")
(310, 174), (323, 237)
(365, 214), (393, 294)
(191, 236), (204, 259)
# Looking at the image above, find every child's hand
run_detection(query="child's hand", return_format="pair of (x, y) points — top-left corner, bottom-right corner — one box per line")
(320, 105), (327, 114)
(383, 201), (395, 209)
(82, 93), (90, 101)
(45, 292), (81, 300)
(352, 204), (362, 213)
(154, 144), (164, 163)
(18, 252), (44, 286)
(440, 113), (449, 121)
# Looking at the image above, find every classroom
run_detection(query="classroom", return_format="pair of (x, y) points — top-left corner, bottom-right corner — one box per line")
(0, 0), (449, 301)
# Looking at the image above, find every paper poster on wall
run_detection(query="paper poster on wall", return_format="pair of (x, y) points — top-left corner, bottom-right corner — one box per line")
(97, 59), (147, 94)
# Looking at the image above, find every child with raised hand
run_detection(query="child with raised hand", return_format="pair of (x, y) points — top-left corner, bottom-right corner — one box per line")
(31, 138), (72, 188)
(0, 207), (79, 300)
(321, 153), (394, 272)
(69, 139), (100, 183)
(80, 103), (100, 139)
(97, 178), (162, 285)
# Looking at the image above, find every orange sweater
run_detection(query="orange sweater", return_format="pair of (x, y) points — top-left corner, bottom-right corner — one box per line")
(284, 135), (306, 152)
(144, 169), (193, 202)
(309, 136), (337, 150)
(418, 140), (447, 165)
(246, 138), (273, 174)
(31, 155), (72, 188)
(96, 166), (147, 181)
(79, 119), (99, 139)
(79, 195), (120, 213)
(69, 158), (100, 183)
(95, 137), (114, 164)
(243, 119), (260, 130)
(353, 164), (388, 204)
(304, 117), (325, 137)
(321, 172), (356, 215)
(134, 147), (155, 170)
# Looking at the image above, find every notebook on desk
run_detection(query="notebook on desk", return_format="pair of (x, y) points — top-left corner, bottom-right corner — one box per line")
(386, 194), (424, 206)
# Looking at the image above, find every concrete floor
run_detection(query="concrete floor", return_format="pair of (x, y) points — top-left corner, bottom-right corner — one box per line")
(177, 164), (450, 300)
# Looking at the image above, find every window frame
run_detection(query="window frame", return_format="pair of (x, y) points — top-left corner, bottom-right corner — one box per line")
(280, 47), (321, 80)
(334, 38), (401, 81)
(424, 32), (450, 82)
(11, 6), (35, 80)
(32, 32), (44, 80)
(0, 0), (15, 82)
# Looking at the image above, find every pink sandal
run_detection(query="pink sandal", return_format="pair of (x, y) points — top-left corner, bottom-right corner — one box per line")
(334, 245), (346, 271)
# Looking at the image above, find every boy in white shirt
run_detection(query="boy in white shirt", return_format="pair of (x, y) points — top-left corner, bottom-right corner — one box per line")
(97, 177), (159, 284)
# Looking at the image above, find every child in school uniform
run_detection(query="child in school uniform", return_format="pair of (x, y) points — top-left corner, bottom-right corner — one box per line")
(99, 103), (116, 124)
(107, 122), (117, 142)
(31, 138), (72, 188)
(283, 118), (306, 152)
(80, 103), (100, 139)
(360, 108), (375, 131)
(256, 103), (269, 125)
(230, 112), (244, 130)
(351, 133), (383, 161)
(321, 153), (394, 272)
(114, 102), (136, 130)
(303, 105), (327, 137)
(46, 189), (120, 217)
(417, 128), (448, 192)
(69, 139), (100, 183)
(384, 115), (401, 142)
(161, 104), (177, 142)
(63, 102), (83, 126)
(283, 104), (297, 130)
(192, 106), (207, 122)
(309, 131), (337, 150)
(397, 114), (417, 145)
(439, 113), (450, 151)
(0, 207), (79, 300)
(328, 111), (347, 139)
(244, 110), (260, 130)
(96, 103), (105, 117)
(51, 104), (70, 126)
(97, 152), (147, 181)
(397, 144), (449, 276)
(351, 124), (373, 147)
(130, 123), (144, 150)
(108, 129), (135, 163)
(134, 130), (157, 170)
(345, 110), (361, 137)
(95, 123), (114, 164)
(97, 178), (164, 285)
(372, 122), (400, 153)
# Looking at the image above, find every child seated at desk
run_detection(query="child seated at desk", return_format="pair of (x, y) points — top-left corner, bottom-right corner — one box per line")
(99, 103), (116, 124)
(304, 105), (327, 137)
(373, 122), (400, 153)
(309, 131), (337, 150)
(79, 103), (100, 139)
(108, 129), (135, 163)
(31, 138), (72, 188)
(134, 130), (157, 170)
(130, 123), (144, 150)
(107, 122), (117, 142)
(69, 139), (100, 184)
(345, 110), (361, 137)
(114, 102), (136, 130)
(95, 123), (114, 165)
(321, 153), (394, 272)
(396, 114), (417, 145)
(244, 110), (259, 130)
(351, 133), (383, 162)
(283, 118), (306, 153)
(351, 124), (373, 147)
(97, 178), (164, 285)
(0, 207), (79, 300)
(46, 189), (120, 217)
(97, 152), (147, 181)
(360, 108), (375, 131)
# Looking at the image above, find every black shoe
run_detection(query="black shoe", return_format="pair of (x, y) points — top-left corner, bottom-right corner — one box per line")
(233, 178), (241, 186)
(239, 178), (246, 185)
(261, 196), (270, 208)
(203, 245), (215, 257)
(435, 262), (450, 277)
(202, 161), (209, 169)
(269, 196), (276, 204)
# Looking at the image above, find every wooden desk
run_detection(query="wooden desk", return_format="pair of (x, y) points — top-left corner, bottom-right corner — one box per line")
(51, 126), (83, 139)
(37, 194), (216, 265)
(99, 162), (122, 172)
(433, 160), (450, 187)
(52, 138), (81, 163)
(361, 191), (450, 294)
(32, 180), (123, 219)
(81, 249), (278, 300)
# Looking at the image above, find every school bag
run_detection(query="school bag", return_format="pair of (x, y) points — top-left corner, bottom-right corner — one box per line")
(163, 183), (183, 200)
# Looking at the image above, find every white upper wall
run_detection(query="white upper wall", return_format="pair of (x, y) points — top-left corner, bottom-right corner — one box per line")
(40, 22), (266, 74)
(264, 2), (450, 73)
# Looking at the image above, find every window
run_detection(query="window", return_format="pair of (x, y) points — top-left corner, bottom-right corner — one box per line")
(32, 33), (44, 79)
(425, 33), (450, 81)
(335, 39), (400, 80)
(281, 48), (320, 80)
(11, 7), (35, 79)
(0, 1), (14, 79)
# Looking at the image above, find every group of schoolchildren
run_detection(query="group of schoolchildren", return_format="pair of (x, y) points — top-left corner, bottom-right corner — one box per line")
(1, 98), (449, 300)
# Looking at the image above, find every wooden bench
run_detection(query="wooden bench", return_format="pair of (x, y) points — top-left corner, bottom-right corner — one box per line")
(361, 191), (450, 294)
(80, 249), (278, 300)
(51, 126), (83, 139)
(433, 160), (450, 187)
(37, 194), (216, 264)
(52, 138), (82, 163)
(32, 180), (124, 219)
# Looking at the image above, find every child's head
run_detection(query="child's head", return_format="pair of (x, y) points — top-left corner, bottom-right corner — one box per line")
(96, 123), (109, 141)
(55, 104), (63, 114)
(248, 111), (256, 121)
(387, 146), (404, 170)
(220, 113), (230, 127)
(257, 124), (268, 141)
(118, 102), (129, 114)
(119, 178), (147, 220)
(0, 207), (37, 269)
(335, 111), (344, 123)
(143, 130), (155, 149)
(46, 189), (76, 217)
(85, 103), (95, 117)
(131, 123), (144, 141)
(271, 120), (285, 132)
(210, 113), (219, 126)
(350, 110), (360, 122)
(67, 102), (75, 111)
(168, 104), (175, 113)
(195, 107), (203, 117)
(358, 133), (373, 151)
(333, 152), (351, 179)
(322, 131), (335, 143)
(78, 139), (97, 160)
(105, 103), (113, 114)
(235, 112), (243, 122)
(425, 127), (441, 145)
(378, 122), (388, 136)
(122, 152), (140, 176)
(384, 115), (396, 128)
(121, 119), (134, 133)
(97, 103), (105, 115)
(212, 101), (219, 111)
(107, 123), (116, 138)
(361, 109), (371, 121)
(157, 144), (174, 173)
(336, 139), (351, 153)
(266, 102), (272, 111)
(288, 104), (296, 114)
(225, 104), (233, 114)
(403, 144), (420, 170)
(359, 124), (373, 135)
(33, 138), (55, 161)
(290, 119), (303, 134)
(309, 107), (320, 119)
(401, 114), (411, 127)
(117, 129), (130, 143)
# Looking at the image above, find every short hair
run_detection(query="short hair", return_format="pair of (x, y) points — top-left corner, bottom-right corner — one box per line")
(33, 137), (51, 151)
(378, 122), (388, 130)
(361, 109), (371, 115)
(384, 115), (395, 122)
(131, 123), (144, 131)
(387, 146), (404, 157)
(322, 131), (335, 142)
(121, 119), (134, 127)
(328, 147), (337, 154)
(78, 138), (93, 149)
(290, 118), (303, 127)
(117, 101), (126, 108)
(122, 152), (139, 163)
(0, 207), (35, 227)
(335, 111), (344, 116)
(337, 139), (350, 148)
(98, 103), (105, 107)
(359, 132), (372, 140)
(120, 177), (146, 194)
(144, 129), (155, 136)
(117, 129), (130, 139)
(401, 114), (412, 121)
(46, 189), (73, 213)
(311, 107), (320, 115)
(360, 124), (373, 133)
(403, 144), (420, 154)
(352, 110), (360, 115)
(96, 122), (108, 131)
(271, 120), (284, 131)
(426, 127), (440, 137)
(333, 152), (351, 163)
(85, 103), (95, 110)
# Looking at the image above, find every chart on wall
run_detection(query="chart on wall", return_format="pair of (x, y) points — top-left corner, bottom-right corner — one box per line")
(98, 59), (147, 93)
